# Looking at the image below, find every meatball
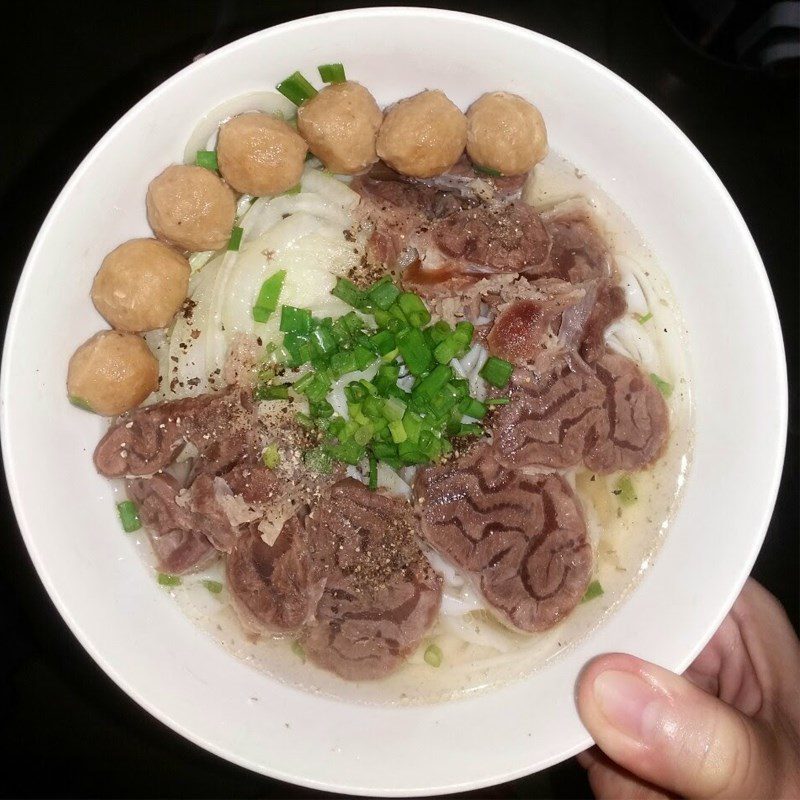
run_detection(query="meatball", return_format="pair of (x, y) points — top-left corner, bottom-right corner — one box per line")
(146, 164), (235, 252)
(376, 90), (467, 178)
(91, 238), (190, 333)
(466, 92), (548, 176)
(67, 331), (158, 416)
(217, 112), (308, 196)
(297, 81), (382, 174)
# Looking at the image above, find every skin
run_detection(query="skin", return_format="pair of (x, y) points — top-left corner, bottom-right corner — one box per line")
(576, 579), (800, 799)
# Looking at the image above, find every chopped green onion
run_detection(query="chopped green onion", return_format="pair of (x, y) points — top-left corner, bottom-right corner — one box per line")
(636, 312), (653, 324)
(252, 269), (286, 323)
(331, 277), (365, 308)
(397, 292), (431, 327)
(296, 412), (315, 429)
(389, 419), (408, 443)
(480, 356), (514, 388)
(369, 329), (396, 356)
(424, 643), (443, 667)
(280, 305), (313, 334)
(158, 573), (181, 587)
(255, 385), (290, 401)
(649, 373), (673, 397)
(397, 327), (433, 376)
(382, 396), (407, 421)
(262, 444), (281, 469)
(485, 396), (510, 406)
(367, 277), (401, 310)
(455, 423), (483, 438)
(304, 446), (333, 474)
(368, 453), (378, 490)
(276, 71), (318, 105)
(195, 150), (218, 171)
(317, 62), (346, 83)
(202, 579), (223, 595)
(413, 364), (453, 402)
(227, 225), (243, 251)
(69, 395), (94, 412)
(581, 580), (604, 603)
(614, 475), (637, 505)
(117, 500), (140, 533)
(291, 640), (306, 661)
(473, 163), (502, 177)
(428, 320), (452, 345)
(459, 397), (487, 420)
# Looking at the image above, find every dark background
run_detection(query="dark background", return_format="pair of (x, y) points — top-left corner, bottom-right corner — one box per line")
(0, 1), (797, 798)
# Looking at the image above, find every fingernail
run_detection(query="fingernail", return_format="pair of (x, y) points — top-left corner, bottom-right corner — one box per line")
(593, 669), (664, 741)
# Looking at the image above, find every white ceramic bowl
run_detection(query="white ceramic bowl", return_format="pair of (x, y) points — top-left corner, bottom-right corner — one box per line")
(1, 8), (787, 796)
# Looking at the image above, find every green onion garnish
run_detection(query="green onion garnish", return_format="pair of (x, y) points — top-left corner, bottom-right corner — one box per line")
(280, 305), (313, 335)
(291, 640), (306, 661)
(117, 500), (141, 533)
(262, 444), (281, 469)
(304, 446), (334, 474)
(480, 356), (514, 388)
(424, 643), (443, 667)
(158, 573), (181, 587)
(635, 311), (653, 324)
(276, 71), (318, 105)
(195, 150), (218, 171)
(473, 163), (502, 177)
(331, 277), (365, 308)
(252, 269), (286, 323)
(69, 395), (94, 412)
(202, 579), (223, 594)
(227, 225), (244, 251)
(368, 454), (378, 490)
(485, 397), (510, 406)
(581, 580), (604, 603)
(614, 475), (637, 505)
(649, 373), (673, 397)
(317, 63), (346, 83)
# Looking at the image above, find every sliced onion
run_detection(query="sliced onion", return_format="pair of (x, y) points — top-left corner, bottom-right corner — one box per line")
(182, 91), (296, 164)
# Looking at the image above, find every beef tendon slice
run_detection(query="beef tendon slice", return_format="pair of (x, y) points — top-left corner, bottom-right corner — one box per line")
(414, 445), (591, 632)
(226, 516), (320, 635)
(303, 479), (442, 681)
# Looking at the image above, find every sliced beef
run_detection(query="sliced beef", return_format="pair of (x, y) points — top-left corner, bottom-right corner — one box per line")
(414, 445), (591, 632)
(580, 283), (627, 363)
(540, 200), (612, 284)
(303, 479), (441, 681)
(94, 388), (258, 478)
(492, 350), (669, 473)
(492, 361), (607, 470)
(585, 350), (669, 472)
(226, 516), (321, 635)
(127, 474), (216, 574)
(486, 282), (589, 366)
(434, 202), (551, 273)
(183, 473), (256, 553)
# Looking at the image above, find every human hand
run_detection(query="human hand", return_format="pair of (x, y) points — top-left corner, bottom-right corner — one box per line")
(576, 579), (800, 799)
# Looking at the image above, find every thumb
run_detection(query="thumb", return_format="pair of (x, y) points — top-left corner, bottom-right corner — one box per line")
(576, 653), (776, 799)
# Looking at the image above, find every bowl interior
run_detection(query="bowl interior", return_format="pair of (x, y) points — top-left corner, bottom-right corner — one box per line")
(1, 8), (786, 796)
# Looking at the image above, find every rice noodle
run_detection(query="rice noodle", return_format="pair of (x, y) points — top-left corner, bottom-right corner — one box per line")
(182, 91), (296, 164)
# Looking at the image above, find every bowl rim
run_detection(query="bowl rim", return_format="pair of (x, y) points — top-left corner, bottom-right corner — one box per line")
(1, 7), (788, 795)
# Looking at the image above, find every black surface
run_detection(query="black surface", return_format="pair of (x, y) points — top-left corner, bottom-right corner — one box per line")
(0, 2), (797, 798)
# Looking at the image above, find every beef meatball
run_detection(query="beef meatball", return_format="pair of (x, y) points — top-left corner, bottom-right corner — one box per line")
(376, 90), (467, 178)
(466, 91), (548, 176)
(91, 238), (190, 332)
(67, 331), (158, 415)
(217, 112), (307, 196)
(146, 165), (235, 252)
(297, 81), (382, 174)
